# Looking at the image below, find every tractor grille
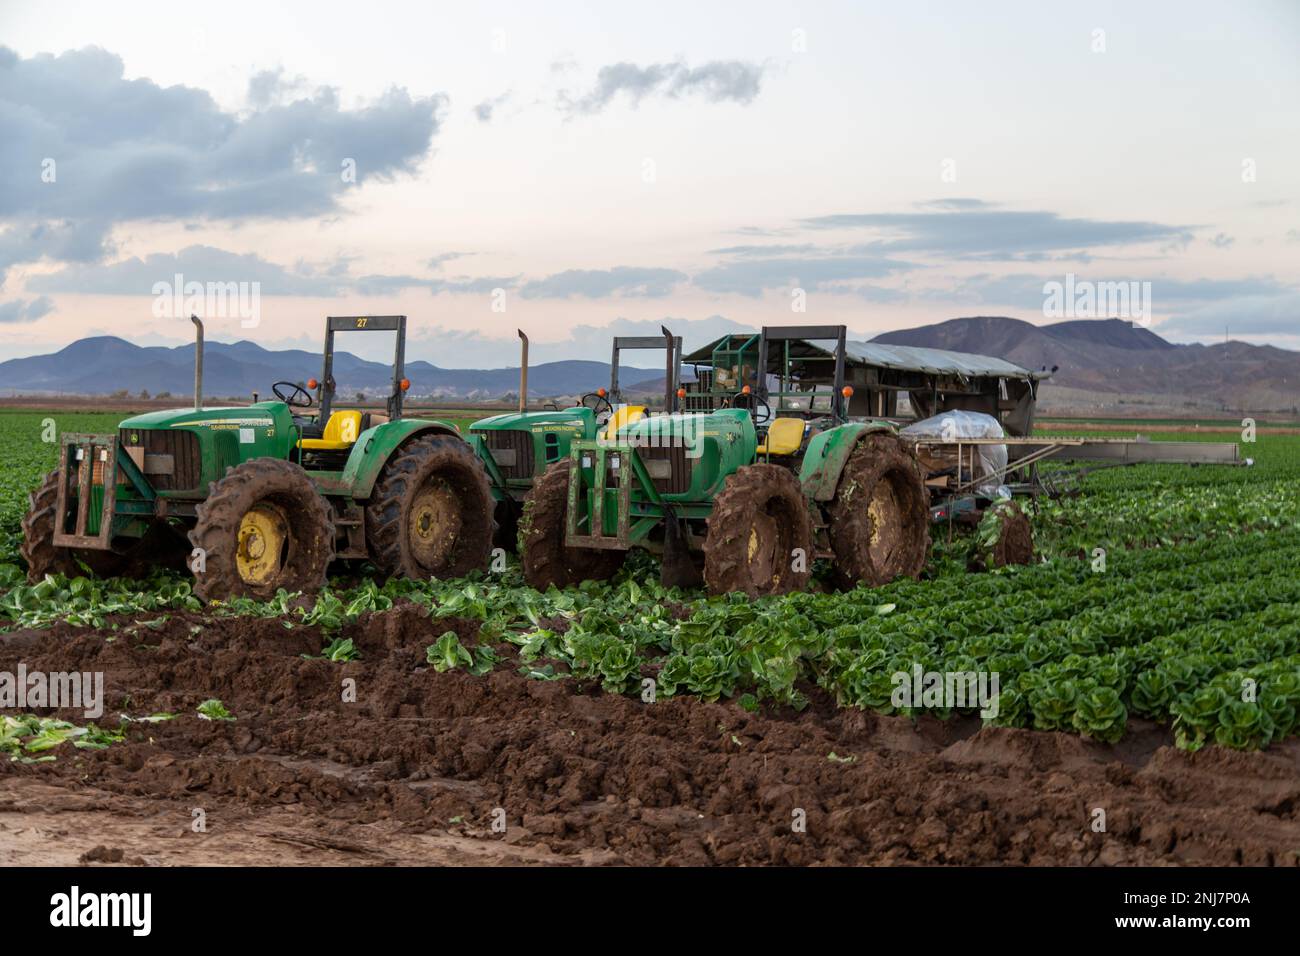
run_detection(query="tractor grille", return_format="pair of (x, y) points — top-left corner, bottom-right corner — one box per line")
(119, 428), (202, 491)
(639, 445), (692, 494)
(482, 429), (535, 479)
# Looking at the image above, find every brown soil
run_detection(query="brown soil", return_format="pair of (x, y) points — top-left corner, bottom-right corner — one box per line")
(2, 605), (1297, 867)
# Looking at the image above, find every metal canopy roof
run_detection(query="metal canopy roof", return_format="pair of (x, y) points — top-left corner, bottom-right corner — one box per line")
(842, 341), (1041, 380)
(681, 334), (1043, 381)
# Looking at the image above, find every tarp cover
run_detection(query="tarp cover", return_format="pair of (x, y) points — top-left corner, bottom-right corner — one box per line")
(844, 341), (1039, 380)
(680, 334), (1041, 381)
(901, 410), (1011, 498)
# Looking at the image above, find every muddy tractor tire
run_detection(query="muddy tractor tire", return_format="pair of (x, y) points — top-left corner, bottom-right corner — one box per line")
(19, 469), (134, 581)
(703, 463), (813, 598)
(365, 434), (494, 581)
(190, 458), (336, 601)
(827, 432), (930, 589)
(520, 460), (625, 589)
(974, 500), (1034, 570)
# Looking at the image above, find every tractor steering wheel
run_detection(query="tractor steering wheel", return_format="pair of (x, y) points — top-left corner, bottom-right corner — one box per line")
(578, 391), (613, 420)
(272, 381), (314, 408)
(729, 390), (773, 426)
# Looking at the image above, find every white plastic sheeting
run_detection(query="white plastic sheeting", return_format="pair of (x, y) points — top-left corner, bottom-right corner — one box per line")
(900, 410), (1012, 498)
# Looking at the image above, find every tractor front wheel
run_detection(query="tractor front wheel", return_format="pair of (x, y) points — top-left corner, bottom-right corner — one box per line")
(827, 433), (929, 588)
(365, 435), (494, 580)
(189, 459), (335, 601)
(703, 464), (813, 597)
(20, 469), (133, 581)
(520, 460), (625, 589)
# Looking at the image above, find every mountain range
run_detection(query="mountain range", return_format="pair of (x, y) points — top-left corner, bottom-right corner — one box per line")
(1, 318), (1295, 413)
(0, 337), (656, 401)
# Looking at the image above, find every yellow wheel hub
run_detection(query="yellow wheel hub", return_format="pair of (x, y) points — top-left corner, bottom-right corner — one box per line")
(236, 503), (289, 585)
(867, 479), (902, 561)
(746, 511), (780, 589)
(408, 481), (461, 569)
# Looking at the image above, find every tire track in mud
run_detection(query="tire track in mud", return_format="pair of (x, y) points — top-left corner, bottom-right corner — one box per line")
(2, 603), (1298, 866)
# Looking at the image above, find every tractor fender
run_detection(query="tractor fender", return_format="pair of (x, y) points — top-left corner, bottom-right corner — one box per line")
(341, 419), (465, 500)
(798, 421), (899, 502)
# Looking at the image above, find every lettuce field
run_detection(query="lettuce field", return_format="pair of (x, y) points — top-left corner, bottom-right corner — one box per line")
(2, 409), (1298, 750)
(1, 408), (1298, 865)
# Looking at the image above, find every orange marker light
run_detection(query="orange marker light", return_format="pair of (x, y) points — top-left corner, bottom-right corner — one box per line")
(842, 385), (855, 398)
(597, 387), (607, 397)
(676, 387), (686, 399)
(307, 378), (319, 389)
(741, 385), (751, 394)
(400, 378), (411, 391)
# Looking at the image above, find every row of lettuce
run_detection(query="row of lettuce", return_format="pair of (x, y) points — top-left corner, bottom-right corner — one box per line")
(420, 530), (1300, 752)
(7, 526), (1292, 751)
(1, 419), (1297, 752)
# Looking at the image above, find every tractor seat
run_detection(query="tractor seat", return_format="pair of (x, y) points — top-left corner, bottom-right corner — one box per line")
(298, 410), (363, 451)
(296, 418), (325, 441)
(604, 404), (647, 441)
(756, 417), (805, 456)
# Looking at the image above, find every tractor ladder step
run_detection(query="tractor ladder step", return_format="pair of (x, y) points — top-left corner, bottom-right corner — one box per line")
(333, 505), (368, 559)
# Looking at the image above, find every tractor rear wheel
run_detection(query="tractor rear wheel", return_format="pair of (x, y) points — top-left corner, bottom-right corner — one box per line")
(189, 458), (335, 601)
(20, 469), (133, 581)
(827, 433), (930, 588)
(520, 460), (625, 589)
(365, 435), (494, 580)
(703, 464), (813, 597)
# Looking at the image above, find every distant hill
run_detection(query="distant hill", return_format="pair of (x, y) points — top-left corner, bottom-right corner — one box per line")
(872, 317), (1300, 413)
(4, 320), (1297, 413)
(0, 337), (656, 401)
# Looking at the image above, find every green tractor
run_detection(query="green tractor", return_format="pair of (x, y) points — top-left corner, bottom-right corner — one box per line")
(519, 325), (932, 596)
(20, 315), (495, 600)
(468, 326), (682, 549)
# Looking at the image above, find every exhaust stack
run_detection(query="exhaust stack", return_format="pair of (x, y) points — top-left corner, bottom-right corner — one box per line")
(191, 314), (204, 411)
(661, 325), (675, 412)
(517, 329), (528, 413)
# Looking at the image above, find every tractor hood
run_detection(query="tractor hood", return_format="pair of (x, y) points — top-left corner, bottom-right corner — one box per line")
(610, 408), (754, 460)
(112, 401), (298, 500)
(470, 406), (596, 436)
(119, 401), (293, 433)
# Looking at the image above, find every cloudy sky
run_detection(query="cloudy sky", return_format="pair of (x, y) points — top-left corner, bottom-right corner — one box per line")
(0, 0), (1297, 366)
